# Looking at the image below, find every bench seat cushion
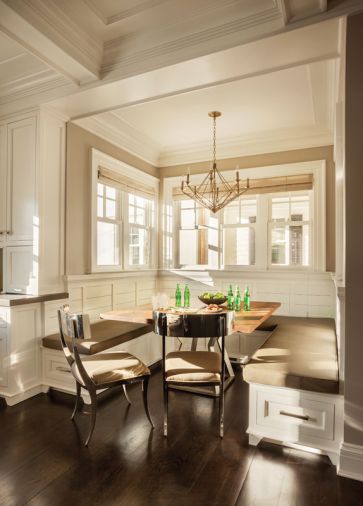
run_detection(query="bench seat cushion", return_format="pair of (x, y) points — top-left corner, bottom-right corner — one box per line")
(42, 320), (153, 355)
(244, 316), (339, 394)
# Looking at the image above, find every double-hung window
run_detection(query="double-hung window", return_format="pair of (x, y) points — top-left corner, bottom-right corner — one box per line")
(92, 149), (158, 272)
(269, 192), (311, 267)
(171, 170), (319, 270)
(222, 198), (257, 266)
(177, 200), (219, 268)
(97, 183), (121, 266)
(127, 194), (154, 268)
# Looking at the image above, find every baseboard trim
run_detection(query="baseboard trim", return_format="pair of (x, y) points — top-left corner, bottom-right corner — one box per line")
(339, 442), (363, 482)
(1, 384), (44, 406)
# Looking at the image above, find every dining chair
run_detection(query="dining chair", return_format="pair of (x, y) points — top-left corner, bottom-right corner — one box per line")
(57, 305), (154, 446)
(158, 312), (226, 438)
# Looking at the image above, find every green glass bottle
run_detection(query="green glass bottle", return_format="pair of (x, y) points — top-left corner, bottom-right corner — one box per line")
(184, 284), (190, 308)
(235, 286), (241, 311)
(243, 286), (250, 311)
(175, 283), (182, 308)
(227, 284), (234, 310)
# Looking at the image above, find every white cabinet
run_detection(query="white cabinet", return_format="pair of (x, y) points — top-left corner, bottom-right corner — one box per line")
(0, 303), (42, 405)
(6, 246), (34, 294)
(0, 118), (36, 242)
(5, 116), (37, 243)
(0, 125), (6, 244)
(0, 309), (8, 387)
(0, 114), (37, 293)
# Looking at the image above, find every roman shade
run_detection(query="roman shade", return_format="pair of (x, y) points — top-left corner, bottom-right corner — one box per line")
(173, 173), (313, 200)
(98, 166), (156, 198)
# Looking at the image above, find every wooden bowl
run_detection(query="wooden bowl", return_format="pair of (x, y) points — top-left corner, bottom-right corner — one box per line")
(198, 295), (227, 306)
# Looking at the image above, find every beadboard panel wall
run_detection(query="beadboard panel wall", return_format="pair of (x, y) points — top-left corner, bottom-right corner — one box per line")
(67, 271), (157, 321)
(157, 270), (335, 318)
(43, 273), (158, 335)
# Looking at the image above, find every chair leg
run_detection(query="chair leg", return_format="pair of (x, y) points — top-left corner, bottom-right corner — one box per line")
(219, 386), (224, 438)
(123, 384), (132, 404)
(84, 388), (97, 447)
(71, 382), (81, 420)
(163, 382), (168, 437)
(142, 377), (154, 428)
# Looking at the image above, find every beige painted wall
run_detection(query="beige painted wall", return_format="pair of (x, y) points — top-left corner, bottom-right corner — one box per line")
(65, 123), (158, 274)
(344, 11), (363, 448)
(159, 146), (336, 272)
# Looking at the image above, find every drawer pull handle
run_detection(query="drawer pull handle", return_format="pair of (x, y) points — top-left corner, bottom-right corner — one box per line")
(279, 410), (310, 421)
(56, 366), (72, 374)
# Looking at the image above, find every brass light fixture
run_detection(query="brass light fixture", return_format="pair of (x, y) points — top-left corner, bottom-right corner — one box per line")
(181, 111), (249, 213)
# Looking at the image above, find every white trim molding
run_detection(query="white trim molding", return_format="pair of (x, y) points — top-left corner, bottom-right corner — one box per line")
(339, 442), (363, 482)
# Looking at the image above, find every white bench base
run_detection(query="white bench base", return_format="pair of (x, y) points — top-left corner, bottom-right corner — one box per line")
(247, 382), (343, 465)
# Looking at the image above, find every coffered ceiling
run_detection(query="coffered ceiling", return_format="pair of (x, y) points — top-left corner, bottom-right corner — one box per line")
(0, 0), (359, 163)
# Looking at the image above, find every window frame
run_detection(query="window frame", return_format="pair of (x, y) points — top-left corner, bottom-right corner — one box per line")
(163, 160), (326, 272)
(91, 148), (159, 273)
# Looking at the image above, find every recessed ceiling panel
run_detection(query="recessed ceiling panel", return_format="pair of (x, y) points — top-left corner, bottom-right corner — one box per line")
(112, 64), (320, 149)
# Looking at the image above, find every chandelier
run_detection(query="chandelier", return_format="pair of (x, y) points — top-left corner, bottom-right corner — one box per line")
(181, 111), (249, 213)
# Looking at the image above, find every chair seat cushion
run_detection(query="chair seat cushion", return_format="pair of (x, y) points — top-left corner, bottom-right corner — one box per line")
(72, 351), (150, 385)
(42, 320), (152, 355)
(165, 351), (221, 383)
(244, 316), (339, 394)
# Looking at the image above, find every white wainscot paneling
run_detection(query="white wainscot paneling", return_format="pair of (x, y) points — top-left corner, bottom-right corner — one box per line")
(157, 270), (335, 318)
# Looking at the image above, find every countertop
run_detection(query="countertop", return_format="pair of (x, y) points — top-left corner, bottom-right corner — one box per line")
(0, 292), (69, 307)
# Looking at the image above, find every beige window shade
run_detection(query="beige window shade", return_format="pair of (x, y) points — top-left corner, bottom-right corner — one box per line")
(173, 174), (313, 200)
(98, 166), (156, 198)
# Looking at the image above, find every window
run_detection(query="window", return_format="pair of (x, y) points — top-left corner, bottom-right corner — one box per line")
(91, 149), (158, 272)
(222, 198), (257, 266)
(128, 194), (154, 267)
(97, 183), (121, 266)
(174, 190), (313, 270)
(177, 200), (219, 268)
(269, 193), (310, 267)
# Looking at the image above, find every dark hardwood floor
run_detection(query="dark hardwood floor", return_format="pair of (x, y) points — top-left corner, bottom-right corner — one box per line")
(0, 367), (362, 506)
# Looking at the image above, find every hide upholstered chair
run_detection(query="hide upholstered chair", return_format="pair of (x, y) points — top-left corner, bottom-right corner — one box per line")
(57, 306), (154, 446)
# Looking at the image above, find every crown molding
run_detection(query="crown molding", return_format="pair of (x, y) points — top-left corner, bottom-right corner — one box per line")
(102, 5), (283, 78)
(75, 110), (333, 168)
(84, 0), (171, 26)
(157, 127), (333, 166)
(74, 113), (160, 166)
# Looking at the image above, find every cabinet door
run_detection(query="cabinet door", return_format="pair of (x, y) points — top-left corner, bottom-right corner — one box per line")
(6, 245), (34, 294)
(0, 125), (6, 243)
(0, 310), (8, 387)
(7, 117), (37, 242)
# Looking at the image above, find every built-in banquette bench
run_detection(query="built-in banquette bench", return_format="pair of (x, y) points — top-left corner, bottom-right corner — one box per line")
(41, 319), (158, 402)
(244, 316), (342, 465)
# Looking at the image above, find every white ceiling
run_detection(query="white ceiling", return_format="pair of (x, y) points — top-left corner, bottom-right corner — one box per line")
(0, 0), (356, 164)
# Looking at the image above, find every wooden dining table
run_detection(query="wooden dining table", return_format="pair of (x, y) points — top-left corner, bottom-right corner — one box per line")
(100, 301), (281, 397)
(100, 301), (280, 334)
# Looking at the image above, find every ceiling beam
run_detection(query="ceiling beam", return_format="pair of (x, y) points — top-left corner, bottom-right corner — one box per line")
(46, 18), (341, 120)
(0, 0), (101, 85)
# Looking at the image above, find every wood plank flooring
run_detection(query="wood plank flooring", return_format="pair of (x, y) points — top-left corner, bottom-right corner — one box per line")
(0, 367), (362, 506)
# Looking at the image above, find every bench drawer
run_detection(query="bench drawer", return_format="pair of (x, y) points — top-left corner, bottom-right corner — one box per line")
(255, 387), (335, 442)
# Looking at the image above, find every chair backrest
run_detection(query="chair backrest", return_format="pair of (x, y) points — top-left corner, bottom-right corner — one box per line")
(57, 305), (93, 388)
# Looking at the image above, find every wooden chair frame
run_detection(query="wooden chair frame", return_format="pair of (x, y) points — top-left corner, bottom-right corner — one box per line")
(57, 309), (154, 446)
